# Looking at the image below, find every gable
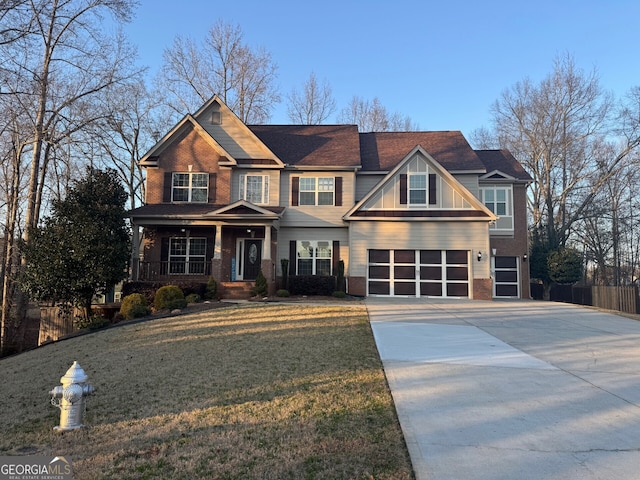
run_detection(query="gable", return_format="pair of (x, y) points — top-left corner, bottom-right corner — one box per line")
(140, 115), (235, 168)
(346, 148), (496, 221)
(160, 123), (227, 171)
(480, 170), (516, 181)
(475, 149), (532, 182)
(194, 97), (283, 167)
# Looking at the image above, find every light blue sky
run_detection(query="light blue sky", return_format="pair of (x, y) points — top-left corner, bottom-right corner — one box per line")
(124, 0), (640, 137)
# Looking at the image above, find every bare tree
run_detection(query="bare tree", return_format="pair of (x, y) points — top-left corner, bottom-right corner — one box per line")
(338, 96), (418, 132)
(90, 80), (165, 210)
(158, 20), (280, 123)
(286, 72), (336, 124)
(0, 0), (139, 354)
(490, 54), (640, 249)
(1, 1), (138, 237)
(0, 0), (34, 46)
(0, 99), (30, 354)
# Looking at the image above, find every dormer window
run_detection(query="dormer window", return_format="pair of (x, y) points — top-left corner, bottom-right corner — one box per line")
(172, 172), (208, 202)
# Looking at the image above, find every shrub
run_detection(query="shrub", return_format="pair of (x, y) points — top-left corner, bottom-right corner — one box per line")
(185, 293), (201, 304)
(121, 281), (162, 306)
(332, 290), (347, 298)
(251, 269), (268, 297)
(205, 276), (217, 300)
(74, 314), (110, 330)
(154, 285), (187, 310)
(280, 259), (289, 290)
(289, 275), (337, 296)
(174, 281), (207, 298)
(119, 293), (151, 320)
(276, 289), (290, 297)
(336, 259), (346, 292)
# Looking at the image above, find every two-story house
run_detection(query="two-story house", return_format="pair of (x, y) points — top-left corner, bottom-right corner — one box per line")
(129, 96), (532, 300)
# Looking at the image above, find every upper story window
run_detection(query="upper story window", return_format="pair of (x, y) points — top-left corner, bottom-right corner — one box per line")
(240, 174), (269, 204)
(291, 176), (342, 207)
(480, 186), (513, 231)
(400, 173), (437, 206)
(409, 174), (427, 204)
(300, 177), (334, 205)
(172, 173), (208, 203)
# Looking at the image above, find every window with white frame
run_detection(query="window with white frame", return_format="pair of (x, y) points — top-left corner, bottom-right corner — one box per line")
(299, 177), (334, 206)
(296, 240), (332, 275)
(239, 174), (269, 204)
(409, 174), (427, 204)
(169, 237), (207, 274)
(172, 173), (208, 202)
(480, 186), (513, 231)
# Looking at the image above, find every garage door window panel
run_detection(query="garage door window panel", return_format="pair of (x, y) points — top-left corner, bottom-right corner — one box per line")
(369, 249), (390, 263)
(447, 283), (469, 297)
(369, 282), (390, 295)
(395, 282), (416, 296)
(369, 266), (389, 279)
(420, 266), (442, 280)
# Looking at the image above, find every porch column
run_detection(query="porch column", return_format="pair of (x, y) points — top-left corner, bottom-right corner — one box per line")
(213, 223), (222, 259)
(210, 223), (223, 283)
(131, 225), (140, 280)
(263, 225), (271, 260)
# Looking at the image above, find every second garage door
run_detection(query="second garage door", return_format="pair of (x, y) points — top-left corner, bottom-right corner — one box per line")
(368, 249), (470, 297)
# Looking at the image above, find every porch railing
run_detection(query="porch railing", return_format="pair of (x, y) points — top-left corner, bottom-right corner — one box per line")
(135, 261), (212, 281)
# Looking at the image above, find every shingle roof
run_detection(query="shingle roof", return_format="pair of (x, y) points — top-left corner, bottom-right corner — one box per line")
(248, 125), (361, 167)
(129, 204), (285, 217)
(359, 131), (485, 172)
(474, 149), (533, 182)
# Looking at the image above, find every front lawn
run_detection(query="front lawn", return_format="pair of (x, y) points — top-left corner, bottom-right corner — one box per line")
(0, 303), (414, 479)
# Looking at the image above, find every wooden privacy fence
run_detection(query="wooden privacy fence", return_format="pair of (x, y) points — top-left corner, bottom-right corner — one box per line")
(592, 286), (638, 315)
(38, 304), (121, 345)
(539, 284), (640, 315)
(38, 306), (77, 345)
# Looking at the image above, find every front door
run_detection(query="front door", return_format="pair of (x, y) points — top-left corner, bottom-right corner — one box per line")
(242, 239), (262, 280)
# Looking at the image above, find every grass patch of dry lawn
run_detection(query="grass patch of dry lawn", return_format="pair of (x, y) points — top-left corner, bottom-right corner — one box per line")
(0, 303), (414, 479)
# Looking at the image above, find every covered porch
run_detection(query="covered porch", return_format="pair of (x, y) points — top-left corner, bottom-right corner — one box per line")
(129, 201), (283, 297)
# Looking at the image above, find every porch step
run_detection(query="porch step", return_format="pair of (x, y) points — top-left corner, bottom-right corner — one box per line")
(220, 281), (255, 300)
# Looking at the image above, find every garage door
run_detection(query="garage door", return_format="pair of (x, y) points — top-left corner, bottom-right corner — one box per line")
(493, 256), (519, 298)
(368, 249), (469, 297)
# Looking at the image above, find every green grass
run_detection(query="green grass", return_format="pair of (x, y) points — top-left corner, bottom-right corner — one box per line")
(0, 303), (414, 479)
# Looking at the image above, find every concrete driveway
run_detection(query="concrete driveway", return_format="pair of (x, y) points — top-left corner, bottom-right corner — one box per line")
(366, 298), (640, 480)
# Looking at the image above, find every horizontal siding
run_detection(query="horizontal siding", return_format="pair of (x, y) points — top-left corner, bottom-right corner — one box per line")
(355, 175), (384, 202)
(456, 174), (480, 198)
(349, 221), (490, 278)
(280, 171), (355, 227)
(205, 118), (272, 159)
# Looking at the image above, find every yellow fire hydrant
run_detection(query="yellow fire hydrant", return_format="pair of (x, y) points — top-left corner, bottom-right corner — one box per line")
(50, 361), (95, 431)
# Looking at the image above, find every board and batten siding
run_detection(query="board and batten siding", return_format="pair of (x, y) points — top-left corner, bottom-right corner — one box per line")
(277, 227), (349, 276)
(349, 221), (491, 278)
